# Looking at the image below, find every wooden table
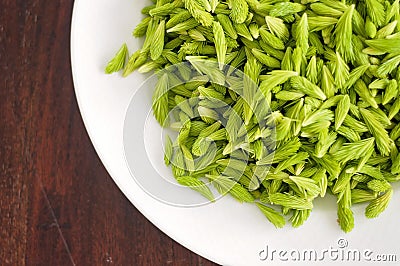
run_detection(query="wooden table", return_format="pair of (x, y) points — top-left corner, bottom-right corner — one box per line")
(0, 1), (217, 265)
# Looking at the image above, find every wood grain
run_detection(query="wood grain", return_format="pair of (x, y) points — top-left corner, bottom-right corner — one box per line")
(0, 1), (218, 265)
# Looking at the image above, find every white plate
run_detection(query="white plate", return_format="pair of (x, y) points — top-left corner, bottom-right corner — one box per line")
(71, 1), (400, 265)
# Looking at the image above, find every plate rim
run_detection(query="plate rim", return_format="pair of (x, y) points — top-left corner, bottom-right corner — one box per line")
(70, 1), (400, 265)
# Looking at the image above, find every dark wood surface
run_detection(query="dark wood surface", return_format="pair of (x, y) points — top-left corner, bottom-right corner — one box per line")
(0, 1), (217, 265)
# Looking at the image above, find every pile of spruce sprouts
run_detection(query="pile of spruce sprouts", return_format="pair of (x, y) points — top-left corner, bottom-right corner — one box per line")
(106, 0), (400, 232)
